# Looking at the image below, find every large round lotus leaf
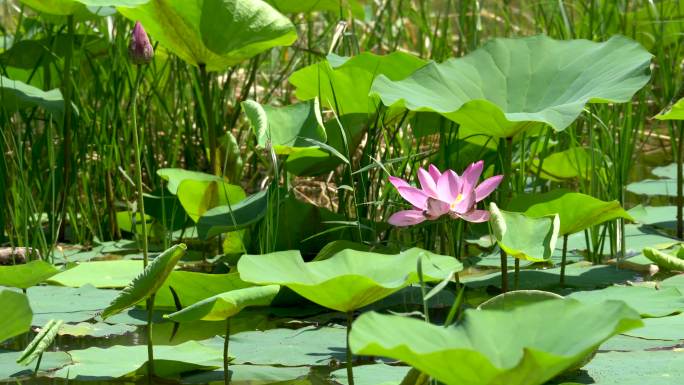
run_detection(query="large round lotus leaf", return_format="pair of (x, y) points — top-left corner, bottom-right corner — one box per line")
(567, 286), (684, 318)
(629, 205), (677, 231)
(566, 349), (684, 385)
(507, 189), (634, 236)
(656, 97), (684, 120)
(627, 179), (678, 197)
(58, 322), (137, 337)
(101, 244), (187, 319)
(350, 300), (643, 385)
(289, 52), (426, 116)
(48, 260), (142, 288)
(19, 0), (149, 15)
(477, 290), (563, 310)
(371, 35), (651, 138)
(331, 364), (411, 385)
(197, 190), (270, 239)
(624, 313), (684, 340)
(237, 248), (462, 312)
(266, 0), (364, 18)
(181, 364), (311, 384)
(490, 203), (560, 262)
(52, 341), (222, 379)
(167, 285), (280, 322)
(0, 350), (71, 381)
(117, 0), (297, 71)
(530, 147), (607, 182)
(0, 290), (32, 343)
(0, 260), (59, 289)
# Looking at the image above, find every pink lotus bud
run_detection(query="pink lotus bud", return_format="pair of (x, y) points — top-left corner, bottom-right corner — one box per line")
(129, 21), (154, 65)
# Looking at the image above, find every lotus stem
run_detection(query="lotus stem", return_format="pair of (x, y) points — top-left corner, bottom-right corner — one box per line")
(677, 124), (683, 239)
(560, 234), (569, 287)
(224, 319), (231, 385)
(346, 311), (355, 385)
(33, 353), (43, 375)
(499, 249), (508, 293)
(513, 259), (520, 290)
(132, 67), (153, 381)
(58, 15), (75, 243)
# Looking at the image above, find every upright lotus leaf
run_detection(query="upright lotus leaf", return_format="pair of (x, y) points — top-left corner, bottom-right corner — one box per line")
(643, 247), (684, 271)
(371, 35), (652, 138)
(101, 243), (187, 319)
(656, 97), (684, 120)
(19, 0), (149, 15)
(350, 300), (643, 385)
(0, 75), (64, 117)
(117, 0), (297, 71)
(242, 100), (326, 154)
(477, 290), (563, 310)
(166, 285), (280, 322)
(17, 319), (64, 365)
(0, 290), (32, 343)
(0, 260), (59, 289)
(238, 248), (462, 312)
(490, 203), (560, 262)
(197, 189), (269, 239)
(157, 168), (246, 222)
(289, 52), (426, 116)
(507, 189), (634, 236)
(266, 0), (364, 18)
(530, 147), (606, 182)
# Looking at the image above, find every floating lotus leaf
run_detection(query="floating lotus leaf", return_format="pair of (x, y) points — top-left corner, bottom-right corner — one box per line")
(656, 97), (684, 120)
(167, 285), (280, 322)
(101, 244), (187, 319)
(289, 52), (426, 115)
(237, 248), (462, 312)
(490, 203), (560, 262)
(17, 319), (63, 365)
(0, 290), (32, 343)
(58, 322), (136, 337)
(242, 100), (326, 154)
(331, 364), (411, 385)
(567, 285), (684, 318)
(508, 189), (634, 236)
(350, 299), (643, 385)
(53, 341), (222, 379)
(643, 247), (684, 271)
(117, 0), (297, 71)
(371, 35), (651, 138)
(0, 351), (71, 381)
(48, 260), (142, 288)
(566, 349), (684, 385)
(0, 260), (59, 289)
(26, 285), (118, 325)
(477, 290), (563, 310)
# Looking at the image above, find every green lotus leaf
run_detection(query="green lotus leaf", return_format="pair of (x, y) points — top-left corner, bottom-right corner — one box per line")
(48, 260), (142, 288)
(350, 299), (643, 385)
(197, 189), (269, 239)
(530, 147), (607, 182)
(237, 248), (462, 312)
(117, 0), (297, 71)
(490, 203), (560, 262)
(101, 244), (187, 319)
(19, 0), (149, 15)
(568, 285), (684, 318)
(331, 364), (411, 385)
(17, 319), (63, 365)
(507, 189), (634, 236)
(154, 271), (253, 310)
(167, 285), (280, 322)
(0, 289), (32, 343)
(26, 285), (118, 325)
(289, 52), (426, 116)
(627, 179), (678, 197)
(58, 322), (137, 337)
(0, 351), (72, 380)
(242, 100), (326, 154)
(157, 168), (246, 222)
(266, 0), (364, 18)
(53, 341), (222, 379)
(477, 290), (563, 310)
(643, 247), (684, 271)
(371, 35), (651, 138)
(656, 97), (684, 120)
(0, 260), (59, 289)
(1, 75), (65, 117)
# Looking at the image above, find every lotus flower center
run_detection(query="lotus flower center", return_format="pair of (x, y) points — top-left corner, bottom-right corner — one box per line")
(450, 194), (464, 209)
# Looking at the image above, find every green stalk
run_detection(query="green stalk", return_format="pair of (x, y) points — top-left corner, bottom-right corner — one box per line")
(346, 311), (355, 385)
(223, 319), (231, 385)
(131, 67), (154, 380)
(199, 64), (219, 175)
(678, 123), (683, 239)
(58, 15), (75, 242)
(560, 234), (568, 287)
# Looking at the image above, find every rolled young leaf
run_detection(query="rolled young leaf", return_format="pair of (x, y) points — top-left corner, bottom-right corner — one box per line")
(17, 319), (64, 365)
(101, 244), (187, 319)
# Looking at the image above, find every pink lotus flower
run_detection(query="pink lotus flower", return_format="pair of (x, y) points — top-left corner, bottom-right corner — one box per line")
(388, 161), (503, 226)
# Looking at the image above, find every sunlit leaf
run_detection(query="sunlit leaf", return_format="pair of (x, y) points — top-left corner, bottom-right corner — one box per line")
(490, 203), (560, 262)
(166, 285), (280, 322)
(0, 290), (32, 343)
(0, 260), (59, 289)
